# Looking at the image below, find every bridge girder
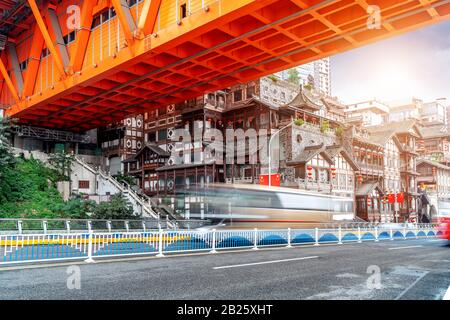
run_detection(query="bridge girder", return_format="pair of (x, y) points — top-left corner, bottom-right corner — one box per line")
(0, 0), (449, 130)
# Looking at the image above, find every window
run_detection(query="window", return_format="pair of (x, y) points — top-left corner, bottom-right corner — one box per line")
(63, 31), (76, 45)
(158, 129), (167, 141)
(78, 180), (90, 189)
(247, 85), (255, 97)
(148, 132), (156, 142)
(234, 89), (243, 102)
(19, 59), (28, 71)
(91, 8), (116, 29)
(180, 3), (187, 19)
(41, 48), (50, 59)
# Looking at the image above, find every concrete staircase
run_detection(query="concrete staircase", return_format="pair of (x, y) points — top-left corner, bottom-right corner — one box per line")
(74, 156), (177, 228)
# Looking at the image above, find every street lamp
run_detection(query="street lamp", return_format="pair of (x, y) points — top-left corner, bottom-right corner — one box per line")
(268, 120), (295, 187)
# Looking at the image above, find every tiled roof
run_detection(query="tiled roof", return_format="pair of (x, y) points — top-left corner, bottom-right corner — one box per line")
(355, 181), (383, 196)
(286, 143), (334, 166)
(417, 159), (450, 171)
(420, 125), (449, 138)
(366, 119), (421, 137)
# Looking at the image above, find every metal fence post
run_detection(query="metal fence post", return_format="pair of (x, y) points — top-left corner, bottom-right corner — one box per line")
(253, 228), (259, 250)
(66, 220), (71, 233)
(156, 229), (164, 257)
(142, 221), (146, 232)
(338, 226), (342, 244)
(17, 220), (22, 235)
(357, 226), (362, 243)
(314, 227), (319, 246)
(84, 230), (95, 263)
(125, 221), (129, 233)
(87, 220), (92, 233)
(43, 221), (48, 234)
(286, 228), (292, 248)
(107, 221), (112, 233)
(210, 229), (217, 253)
(374, 226), (379, 242)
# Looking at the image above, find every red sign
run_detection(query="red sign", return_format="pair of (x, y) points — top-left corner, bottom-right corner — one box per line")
(388, 193), (404, 203)
(259, 174), (280, 187)
(388, 194), (395, 204)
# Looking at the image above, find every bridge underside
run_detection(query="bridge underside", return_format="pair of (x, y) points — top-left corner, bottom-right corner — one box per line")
(2, 0), (450, 132)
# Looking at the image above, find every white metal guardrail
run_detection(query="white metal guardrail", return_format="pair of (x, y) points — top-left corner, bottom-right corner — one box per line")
(0, 224), (443, 265)
(0, 218), (211, 235)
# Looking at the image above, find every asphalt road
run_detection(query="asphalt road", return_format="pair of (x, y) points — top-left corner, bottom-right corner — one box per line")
(0, 238), (449, 300)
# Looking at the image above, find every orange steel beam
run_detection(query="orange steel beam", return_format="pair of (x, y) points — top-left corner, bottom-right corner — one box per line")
(69, 0), (97, 73)
(0, 55), (20, 105)
(27, 0), (66, 78)
(5, 0), (450, 131)
(111, 0), (137, 44)
(22, 23), (45, 98)
(57, 1), (450, 127)
(137, 0), (162, 38)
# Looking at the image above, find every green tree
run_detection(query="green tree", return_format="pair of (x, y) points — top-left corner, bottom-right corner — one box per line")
(114, 172), (136, 186)
(91, 193), (138, 220)
(286, 68), (300, 85)
(54, 197), (96, 219)
(0, 117), (16, 177)
(48, 151), (75, 181)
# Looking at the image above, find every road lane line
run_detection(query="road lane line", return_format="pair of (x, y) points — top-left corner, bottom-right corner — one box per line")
(394, 271), (429, 300)
(213, 256), (319, 270)
(429, 239), (446, 242)
(389, 245), (423, 250)
(444, 286), (450, 300)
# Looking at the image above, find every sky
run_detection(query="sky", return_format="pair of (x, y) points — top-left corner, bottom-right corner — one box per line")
(331, 20), (450, 105)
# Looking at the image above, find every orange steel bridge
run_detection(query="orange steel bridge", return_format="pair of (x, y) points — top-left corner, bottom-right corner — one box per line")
(1, 0), (450, 132)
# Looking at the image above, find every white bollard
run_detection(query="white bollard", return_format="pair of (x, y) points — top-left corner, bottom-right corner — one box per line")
(390, 227), (394, 241)
(314, 227), (319, 246)
(66, 220), (71, 233)
(357, 226), (362, 243)
(17, 220), (23, 235)
(374, 226), (379, 242)
(156, 229), (165, 257)
(210, 229), (217, 254)
(43, 221), (48, 234)
(84, 230), (95, 263)
(338, 226), (342, 244)
(252, 228), (259, 250)
(107, 221), (112, 233)
(286, 228), (292, 248)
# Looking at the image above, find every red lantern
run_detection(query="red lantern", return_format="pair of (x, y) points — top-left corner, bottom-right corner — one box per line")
(357, 174), (363, 184)
(396, 192), (405, 203)
(388, 193), (395, 204)
(307, 165), (313, 179)
(330, 166), (336, 179)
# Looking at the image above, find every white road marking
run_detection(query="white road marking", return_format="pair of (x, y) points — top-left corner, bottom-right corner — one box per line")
(429, 239), (446, 242)
(444, 286), (450, 300)
(389, 245), (423, 250)
(213, 256), (319, 270)
(394, 271), (429, 300)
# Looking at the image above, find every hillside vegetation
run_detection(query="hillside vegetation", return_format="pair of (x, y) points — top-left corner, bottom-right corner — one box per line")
(0, 118), (137, 220)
